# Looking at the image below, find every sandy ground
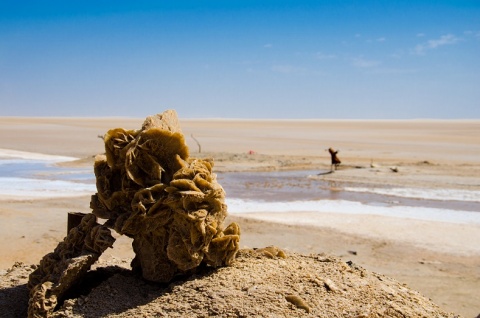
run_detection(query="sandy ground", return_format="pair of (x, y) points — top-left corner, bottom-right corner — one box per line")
(0, 116), (479, 317)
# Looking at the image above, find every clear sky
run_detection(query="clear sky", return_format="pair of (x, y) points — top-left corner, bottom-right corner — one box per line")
(1, 1), (479, 119)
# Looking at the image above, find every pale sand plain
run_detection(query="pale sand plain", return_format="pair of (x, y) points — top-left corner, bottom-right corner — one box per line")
(0, 116), (479, 317)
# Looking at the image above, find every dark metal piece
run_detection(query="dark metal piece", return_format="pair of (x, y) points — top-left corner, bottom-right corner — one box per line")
(68, 212), (91, 233)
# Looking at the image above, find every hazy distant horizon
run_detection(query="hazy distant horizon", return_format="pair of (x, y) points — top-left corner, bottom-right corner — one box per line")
(1, 114), (479, 121)
(1, 1), (479, 119)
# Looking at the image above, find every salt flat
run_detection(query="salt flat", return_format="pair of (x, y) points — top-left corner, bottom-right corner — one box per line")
(0, 116), (479, 316)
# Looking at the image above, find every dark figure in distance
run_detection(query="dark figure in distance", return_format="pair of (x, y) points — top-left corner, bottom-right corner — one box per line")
(328, 147), (341, 171)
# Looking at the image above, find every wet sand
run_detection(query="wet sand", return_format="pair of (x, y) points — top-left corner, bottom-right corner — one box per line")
(0, 116), (479, 317)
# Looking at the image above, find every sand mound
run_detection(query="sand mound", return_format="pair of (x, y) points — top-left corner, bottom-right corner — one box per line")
(1, 250), (457, 317)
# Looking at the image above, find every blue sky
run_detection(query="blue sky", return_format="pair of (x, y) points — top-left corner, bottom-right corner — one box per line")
(1, 1), (479, 118)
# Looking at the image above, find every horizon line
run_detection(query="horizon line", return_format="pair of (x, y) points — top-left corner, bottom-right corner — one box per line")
(1, 115), (479, 121)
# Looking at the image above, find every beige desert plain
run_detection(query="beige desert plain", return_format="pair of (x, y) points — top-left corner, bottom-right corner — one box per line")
(0, 116), (479, 317)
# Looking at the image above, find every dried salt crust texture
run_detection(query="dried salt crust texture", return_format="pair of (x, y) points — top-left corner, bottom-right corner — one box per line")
(27, 110), (240, 317)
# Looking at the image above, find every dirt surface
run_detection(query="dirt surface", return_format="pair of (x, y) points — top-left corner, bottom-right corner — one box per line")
(1, 251), (458, 318)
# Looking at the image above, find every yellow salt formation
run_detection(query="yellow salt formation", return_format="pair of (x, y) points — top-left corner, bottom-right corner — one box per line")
(27, 110), (240, 317)
(27, 214), (115, 318)
(90, 109), (240, 282)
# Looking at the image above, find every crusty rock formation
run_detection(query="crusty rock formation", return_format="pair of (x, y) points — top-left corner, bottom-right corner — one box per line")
(90, 110), (240, 282)
(27, 214), (115, 318)
(27, 110), (240, 317)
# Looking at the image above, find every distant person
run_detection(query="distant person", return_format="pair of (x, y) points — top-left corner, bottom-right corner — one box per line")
(328, 147), (341, 171)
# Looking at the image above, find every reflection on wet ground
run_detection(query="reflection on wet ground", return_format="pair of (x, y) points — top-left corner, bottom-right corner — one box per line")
(217, 171), (480, 212)
(1, 159), (478, 212)
(0, 159), (94, 183)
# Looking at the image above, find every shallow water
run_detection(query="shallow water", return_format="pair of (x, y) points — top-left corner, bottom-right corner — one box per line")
(225, 198), (480, 225)
(0, 177), (96, 199)
(1, 159), (479, 223)
(217, 170), (480, 212)
(0, 158), (95, 199)
(0, 159), (94, 182)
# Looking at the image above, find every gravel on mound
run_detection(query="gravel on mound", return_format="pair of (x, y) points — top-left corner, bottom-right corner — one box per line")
(1, 250), (459, 318)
